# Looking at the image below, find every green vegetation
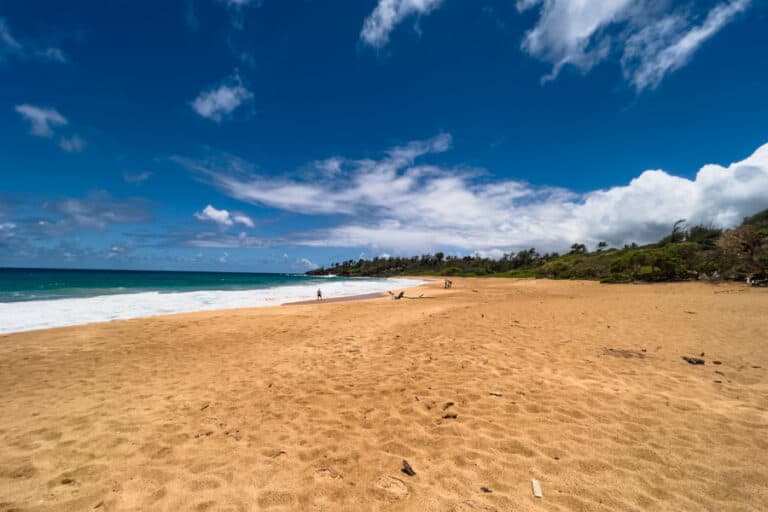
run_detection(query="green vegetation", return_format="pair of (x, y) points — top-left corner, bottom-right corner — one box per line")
(307, 209), (768, 283)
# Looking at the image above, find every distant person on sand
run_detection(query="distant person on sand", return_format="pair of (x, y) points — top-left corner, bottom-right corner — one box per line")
(317, 289), (322, 301)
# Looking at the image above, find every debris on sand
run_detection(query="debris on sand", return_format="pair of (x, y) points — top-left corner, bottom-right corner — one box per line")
(532, 479), (543, 498)
(442, 401), (455, 410)
(442, 413), (458, 420)
(682, 356), (705, 365)
(713, 360), (722, 365)
(401, 460), (416, 477)
(489, 392), (503, 397)
(603, 347), (646, 359)
(481, 486), (492, 493)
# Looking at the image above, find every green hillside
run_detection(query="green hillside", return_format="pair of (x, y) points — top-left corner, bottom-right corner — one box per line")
(307, 209), (768, 284)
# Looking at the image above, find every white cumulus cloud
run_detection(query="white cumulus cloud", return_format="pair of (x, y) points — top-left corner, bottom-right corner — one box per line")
(195, 204), (254, 229)
(191, 73), (253, 122)
(179, 134), (768, 255)
(361, 0), (443, 48)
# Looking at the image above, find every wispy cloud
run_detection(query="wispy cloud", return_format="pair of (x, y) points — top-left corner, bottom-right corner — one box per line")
(42, 191), (151, 230)
(358, 1), (752, 91)
(15, 104), (87, 152)
(59, 135), (85, 153)
(195, 204), (254, 229)
(620, 0), (751, 91)
(223, 0), (261, 6)
(298, 257), (318, 270)
(177, 134), (768, 255)
(0, 18), (23, 55)
(15, 104), (67, 137)
(518, 0), (751, 90)
(176, 133), (453, 215)
(360, 0), (443, 48)
(0, 17), (68, 64)
(185, 0), (200, 31)
(218, 0), (263, 30)
(190, 72), (253, 122)
(36, 47), (67, 63)
(123, 171), (153, 184)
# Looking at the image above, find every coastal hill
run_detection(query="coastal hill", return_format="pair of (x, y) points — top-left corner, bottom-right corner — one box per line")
(307, 208), (768, 283)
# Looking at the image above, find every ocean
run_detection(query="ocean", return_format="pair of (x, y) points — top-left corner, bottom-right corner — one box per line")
(0, 268), (421, 334)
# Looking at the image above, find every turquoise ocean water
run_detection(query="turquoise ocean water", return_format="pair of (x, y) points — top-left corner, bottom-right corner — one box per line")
(0, 268), (344, 303)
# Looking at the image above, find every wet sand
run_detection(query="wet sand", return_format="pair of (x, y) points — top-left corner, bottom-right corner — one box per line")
(1, 278), (767, 511)
(284, 292), (387, 306)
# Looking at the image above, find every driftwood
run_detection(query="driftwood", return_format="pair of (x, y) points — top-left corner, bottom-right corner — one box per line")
(388, 291), (435, 300)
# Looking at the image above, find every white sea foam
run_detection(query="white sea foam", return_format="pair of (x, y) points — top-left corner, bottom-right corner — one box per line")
(0, 278), (424, 334)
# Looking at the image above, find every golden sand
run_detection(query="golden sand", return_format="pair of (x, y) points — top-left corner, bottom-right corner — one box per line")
(1, 279), (767, 511)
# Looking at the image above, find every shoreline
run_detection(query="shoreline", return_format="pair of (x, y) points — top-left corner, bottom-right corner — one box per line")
(0, 278), (429, 336)
(0, 277), (749, 337)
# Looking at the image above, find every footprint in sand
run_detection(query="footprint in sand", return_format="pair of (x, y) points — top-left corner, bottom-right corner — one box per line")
(373, 475), (409, 500)
(262, 448), (287, 459)
(315, 467), (342, 480)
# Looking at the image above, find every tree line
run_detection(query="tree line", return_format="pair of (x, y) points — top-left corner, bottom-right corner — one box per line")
(307, 208), (768, 283)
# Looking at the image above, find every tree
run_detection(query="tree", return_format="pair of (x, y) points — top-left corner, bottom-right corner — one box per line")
(671, 219), (687, 243)
(569, 243), (587, 254)
(597, 241), (608, 251)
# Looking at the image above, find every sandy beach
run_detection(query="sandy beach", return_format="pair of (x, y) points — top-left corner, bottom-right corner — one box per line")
(1, 278), (767, 511)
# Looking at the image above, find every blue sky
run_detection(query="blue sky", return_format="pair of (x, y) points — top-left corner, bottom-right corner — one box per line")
(1, 0), (767, 272)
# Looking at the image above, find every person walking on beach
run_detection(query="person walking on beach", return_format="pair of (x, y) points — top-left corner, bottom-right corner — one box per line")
(317, 288), (322, 301)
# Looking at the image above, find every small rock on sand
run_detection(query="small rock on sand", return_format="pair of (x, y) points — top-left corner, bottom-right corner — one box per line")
(682, 356), (705, 365)
(401, 460), (416, 477)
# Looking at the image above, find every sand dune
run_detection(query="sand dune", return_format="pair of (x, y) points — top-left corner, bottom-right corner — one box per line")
(1, 279), (767, 511)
